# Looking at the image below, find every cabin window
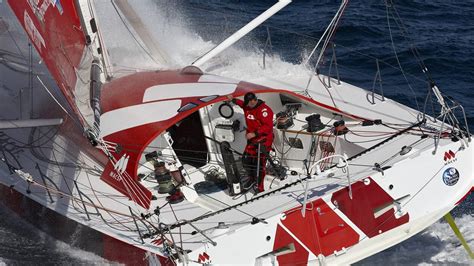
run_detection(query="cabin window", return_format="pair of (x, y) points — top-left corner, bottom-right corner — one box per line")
(199, 95), (218, 103)
(178, 102), (198, 112)
(168, 111), (208, 168)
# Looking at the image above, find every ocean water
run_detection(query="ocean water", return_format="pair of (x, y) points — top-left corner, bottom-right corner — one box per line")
(1, 0), (473, 264)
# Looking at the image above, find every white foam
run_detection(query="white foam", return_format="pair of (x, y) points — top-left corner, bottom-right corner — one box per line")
(94, 0), (310, 83)
(52, 239), (121, 265)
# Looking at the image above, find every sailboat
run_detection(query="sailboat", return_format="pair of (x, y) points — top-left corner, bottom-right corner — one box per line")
(1, 0), (472, 264)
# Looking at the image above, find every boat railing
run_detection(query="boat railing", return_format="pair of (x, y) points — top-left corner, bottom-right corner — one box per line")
(369, 58), (385, 104)
(151, 219), (217, 263)
(431, 96), (471, 154)
(300, 154), (350, 218)
(325, 42), (342, 88)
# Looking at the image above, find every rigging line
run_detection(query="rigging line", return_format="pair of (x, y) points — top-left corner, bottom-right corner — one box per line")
(5, 20), (26, 59)
(168, 204), (184, 252)
(1, 126), (58, 149)
(84, 170), (135, 231)
(378, 136), (429, 167)
(315, 0), (348, 71)
(389, 3), (437, 85)
(36, 76), (84, 130)
(317, 73), (338, 108)
(303, 0), (349, 94)
(97, 141), (151, 209)
(49, 147), (76, 199)
(332, 43), (430, 86)
(343, 134), (392, 144)
(13, 139), (141, 219)
(348, 130), (394, 138)
(381, 122), (441, 136)
(110, 0), (161, 66)
(316, 0), (348, 68)
(346, 119), (425, 162)
(304, 0), (349, 67)
(28, 127), (100, 173)
(13, 167), (155, 235)
(385, 4), (421, 112)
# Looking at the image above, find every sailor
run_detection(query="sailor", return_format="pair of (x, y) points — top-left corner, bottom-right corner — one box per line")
(227, 92), (274, 192)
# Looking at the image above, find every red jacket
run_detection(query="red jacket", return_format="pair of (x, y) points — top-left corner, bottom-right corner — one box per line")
(234, 99), (274, 147)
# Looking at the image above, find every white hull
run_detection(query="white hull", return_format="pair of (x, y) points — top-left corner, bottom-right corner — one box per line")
(1, 1), (472, 265)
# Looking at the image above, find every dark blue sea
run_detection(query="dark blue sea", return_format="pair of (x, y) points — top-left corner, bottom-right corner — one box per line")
(0, 0), (473, 264)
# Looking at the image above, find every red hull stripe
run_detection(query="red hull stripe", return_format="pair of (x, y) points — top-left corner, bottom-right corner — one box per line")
(331, 177), (409, 238)
(273, 224), (310, 265)
(274, 198), (359, 260)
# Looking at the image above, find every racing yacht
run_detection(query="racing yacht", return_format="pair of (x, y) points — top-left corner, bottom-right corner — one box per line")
(0, 0), (472, 264)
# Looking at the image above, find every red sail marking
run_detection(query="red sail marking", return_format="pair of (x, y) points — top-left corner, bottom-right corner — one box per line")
(274, 199), (359, 263)
(8, 0), (88, 125)
(331, 177), (409, 237)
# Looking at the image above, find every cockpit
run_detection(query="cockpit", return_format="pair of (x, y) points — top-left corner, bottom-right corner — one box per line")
(137, 91), (365, 206)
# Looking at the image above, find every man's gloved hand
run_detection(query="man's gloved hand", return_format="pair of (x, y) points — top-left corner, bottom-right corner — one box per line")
(246, 132), (256, 140)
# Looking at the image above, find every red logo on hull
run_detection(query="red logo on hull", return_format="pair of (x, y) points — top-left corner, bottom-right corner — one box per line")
(197, 252), (210, 264)
(444, 150), (456, 161)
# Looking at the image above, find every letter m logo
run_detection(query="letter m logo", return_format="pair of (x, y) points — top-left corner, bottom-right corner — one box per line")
(197, 252), (210, 264)
(443, 150), (455, 161)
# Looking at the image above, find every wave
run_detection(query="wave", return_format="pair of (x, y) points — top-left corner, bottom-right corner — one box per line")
(0, 204), (116, 265)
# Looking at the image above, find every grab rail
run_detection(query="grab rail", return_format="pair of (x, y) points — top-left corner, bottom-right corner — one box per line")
(301, 154), (350, 218)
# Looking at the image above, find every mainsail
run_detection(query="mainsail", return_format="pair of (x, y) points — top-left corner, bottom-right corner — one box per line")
(7, 0), (99, 127)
